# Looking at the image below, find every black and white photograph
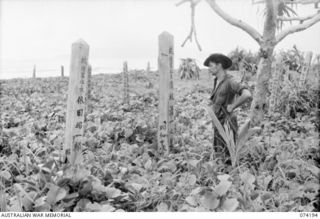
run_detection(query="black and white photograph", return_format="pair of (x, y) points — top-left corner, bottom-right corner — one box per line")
(0, 0), (319, 215)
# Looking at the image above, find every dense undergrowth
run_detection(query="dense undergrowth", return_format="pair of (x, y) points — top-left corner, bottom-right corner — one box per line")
(0, 73), (319, 212)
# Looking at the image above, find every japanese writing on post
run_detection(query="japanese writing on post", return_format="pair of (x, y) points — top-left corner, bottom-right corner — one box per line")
(65, 39), (89, 165)
(158, 31), (174, 154)
(123, 61), (129, 105)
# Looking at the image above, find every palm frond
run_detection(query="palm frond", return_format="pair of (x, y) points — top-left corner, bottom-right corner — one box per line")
(205, 107), (254, 168)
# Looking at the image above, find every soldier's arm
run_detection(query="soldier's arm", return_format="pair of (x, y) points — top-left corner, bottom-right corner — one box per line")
(226, 76), (253, 112)
(227, 89), (252, 112)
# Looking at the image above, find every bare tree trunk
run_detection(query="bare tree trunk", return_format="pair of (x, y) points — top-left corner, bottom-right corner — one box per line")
(249, 45), (274, 125)
(249, 0), (277, 126)
(269, 61), (282, 114)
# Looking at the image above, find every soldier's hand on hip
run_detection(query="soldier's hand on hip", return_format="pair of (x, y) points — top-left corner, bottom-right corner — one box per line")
(227, 104), (234, 113)
(206, 98), (212, 106)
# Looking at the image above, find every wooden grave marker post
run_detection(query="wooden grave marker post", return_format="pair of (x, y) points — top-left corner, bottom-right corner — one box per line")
(146, 61), (151, 74)
(64, 39), (89, 165)
(85, 64), (92, 114)
(61, 65), (64, 77)
(123, 61), (129, 106)
(33, 65), (36, 78)
(158, 31), (174, 155)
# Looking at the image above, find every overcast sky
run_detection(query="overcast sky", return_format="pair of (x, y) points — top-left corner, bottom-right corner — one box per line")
(0, 0), (319, 79)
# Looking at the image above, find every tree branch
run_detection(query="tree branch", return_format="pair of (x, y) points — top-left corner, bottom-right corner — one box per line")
(176, 0), (201, 6)
(277, 12), (319, 23)
(276, 12), (320, 43)
(178, 0), (202, 51)
(206, 0), (263, 45)
(253, 0), (320, 5)
(283, 0), (320, 5)
(176, 0), (190, 6)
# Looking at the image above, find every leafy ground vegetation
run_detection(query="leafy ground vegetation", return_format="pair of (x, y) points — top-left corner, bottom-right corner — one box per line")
(0, 71), (319, 212)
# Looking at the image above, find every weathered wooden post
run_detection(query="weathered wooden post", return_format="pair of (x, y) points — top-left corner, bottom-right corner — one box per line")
(146, 61), (151, 74)
(158, 31), (174, 155)
(85, 64), (92, 114)
(61, 65), (64, 77)
(64, 39), (89, 165)
(123, 61), (129, 106)
(299, 51), (313, 88)
(33, 65), (36, 78)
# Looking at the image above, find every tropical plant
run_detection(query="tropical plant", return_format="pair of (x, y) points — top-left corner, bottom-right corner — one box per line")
(205, 107), (257, 168)
(278, 45), (305, 71)
(228, 47), (259, 71)
(178, 58), (201, 80)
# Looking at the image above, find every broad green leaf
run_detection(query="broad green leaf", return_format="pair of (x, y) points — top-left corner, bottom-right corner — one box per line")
(193, 206), (207, 212)
(8, 198), (22, 212)
(215, 180), (232, 196)
(100, 204), (116, 212)
(126, 182), (143, 192)
(46, 184), (66, 205)
(73, 168), (91, 182)
(159, 160), (177, 172)
(74, 198), (90, 212)
(34, 197), (46, 208)
(22, 195), (33, 211)
(304, 182), (320, 193)
(200, 191), (219, 210)
(186, 174), (197, 186)
(185, 196), (197, 207)
(261, 192), (272, 202)
(221, 198), (238, 212)
(56, 188), (67, 202)
(178, 174), (197, 187)
(160, 172), (175, 186)
(14, 184), (34, 204)
(217, 174), (230, 182)
(21, 191), (36, 211)
(157, 202), (169, 212)
(105, 187), (121, 199)
(125, 128), (134, 138)
(33, 200), (51, 212)
(238, 120), (250, 144)
(85, 202), (101, 212)
(188, 159), (200, 168)
(190, 187), (202, 195)
(144, 159), (152, 170)
(305, 164), (320, 177)
(0, 170), (11, 181)
(240, 171), (255, 189)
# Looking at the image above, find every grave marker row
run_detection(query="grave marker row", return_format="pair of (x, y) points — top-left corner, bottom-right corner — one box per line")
(33, 65), (36, 78)
(61, 65), (64, 77)
(64, 32), (174, 166)
(31, 65), (66, 78)
(123, 61), (129, 105)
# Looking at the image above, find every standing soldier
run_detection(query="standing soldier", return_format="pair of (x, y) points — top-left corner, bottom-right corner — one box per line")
(204, 53), (252, 163)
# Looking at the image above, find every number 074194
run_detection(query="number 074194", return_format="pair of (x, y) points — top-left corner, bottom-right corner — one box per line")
(299, 213), (318, 218)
